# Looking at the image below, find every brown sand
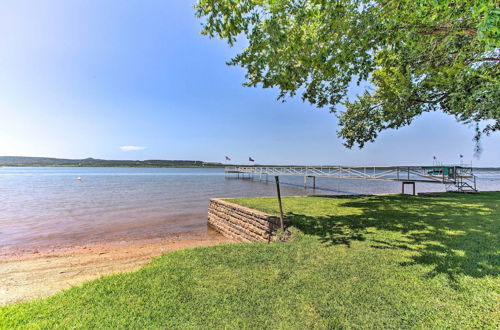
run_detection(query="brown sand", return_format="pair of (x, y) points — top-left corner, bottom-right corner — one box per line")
(0, 232), (233, 306)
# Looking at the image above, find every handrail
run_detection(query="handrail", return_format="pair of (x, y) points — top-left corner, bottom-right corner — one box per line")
(225, 165), (477, 187)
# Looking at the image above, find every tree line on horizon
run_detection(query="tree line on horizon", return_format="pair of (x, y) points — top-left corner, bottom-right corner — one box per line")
(0, 156), (222, 167)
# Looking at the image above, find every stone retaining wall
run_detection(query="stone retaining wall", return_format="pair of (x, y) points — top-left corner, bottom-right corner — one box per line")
(207, 198), (285, 242)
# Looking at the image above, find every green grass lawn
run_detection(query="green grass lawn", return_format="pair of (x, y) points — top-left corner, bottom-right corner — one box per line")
(1, 192), (499, 329)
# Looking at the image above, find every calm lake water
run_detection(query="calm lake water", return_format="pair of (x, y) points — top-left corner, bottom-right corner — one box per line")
(1, 167), (499, 254)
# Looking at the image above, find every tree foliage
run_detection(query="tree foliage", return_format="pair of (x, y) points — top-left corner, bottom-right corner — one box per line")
(195, 0), (499, 149)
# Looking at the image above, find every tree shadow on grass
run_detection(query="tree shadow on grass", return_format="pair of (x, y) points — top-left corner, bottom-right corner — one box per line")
(285, 193), (500, 281)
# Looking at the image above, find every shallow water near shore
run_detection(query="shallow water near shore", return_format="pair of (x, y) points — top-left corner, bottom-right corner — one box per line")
(1, 166), (499, 255)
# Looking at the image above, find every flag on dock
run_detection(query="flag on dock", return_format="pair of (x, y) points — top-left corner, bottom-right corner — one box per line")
(249, 157), (255, 162)
(433, 156), (436, 160)
(460, 154), (463, 158)
(225, 156), (231, 161)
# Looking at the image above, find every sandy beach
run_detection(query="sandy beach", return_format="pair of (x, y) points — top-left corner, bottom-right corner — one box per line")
(0, 231), (233, 306)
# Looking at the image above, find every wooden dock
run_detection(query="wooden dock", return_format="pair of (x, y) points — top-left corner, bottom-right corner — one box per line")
(225, 165), (478, 193)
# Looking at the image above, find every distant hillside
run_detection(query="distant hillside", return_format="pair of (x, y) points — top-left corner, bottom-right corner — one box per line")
(0, 156), (223, 168)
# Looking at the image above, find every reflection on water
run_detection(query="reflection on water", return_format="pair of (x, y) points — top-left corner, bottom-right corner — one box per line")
(1, 167), (499, 253)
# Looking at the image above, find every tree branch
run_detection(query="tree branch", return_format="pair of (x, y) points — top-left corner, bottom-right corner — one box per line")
(396, 25), (477, 36)
(466, 58), (500, 63)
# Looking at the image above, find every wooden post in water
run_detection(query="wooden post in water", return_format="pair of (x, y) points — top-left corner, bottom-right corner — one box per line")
(274, 176), (285, 231)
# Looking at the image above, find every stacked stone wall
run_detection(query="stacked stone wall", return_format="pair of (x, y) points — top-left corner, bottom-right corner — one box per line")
(207, 199), (284, 242)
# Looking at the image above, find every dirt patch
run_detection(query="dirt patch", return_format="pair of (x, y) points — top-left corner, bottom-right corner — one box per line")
(0, 232), (233, 306)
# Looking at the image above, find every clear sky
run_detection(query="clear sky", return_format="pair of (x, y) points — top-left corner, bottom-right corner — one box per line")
(0, 0), (498, 166)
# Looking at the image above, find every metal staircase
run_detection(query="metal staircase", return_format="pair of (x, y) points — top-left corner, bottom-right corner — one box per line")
(445, 167), (478, 192)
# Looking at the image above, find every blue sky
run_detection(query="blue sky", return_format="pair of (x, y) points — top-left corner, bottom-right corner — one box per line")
(0, 0), (498, 166)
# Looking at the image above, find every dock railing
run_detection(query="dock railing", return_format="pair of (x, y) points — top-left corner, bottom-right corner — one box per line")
(225, 165), (478, 192)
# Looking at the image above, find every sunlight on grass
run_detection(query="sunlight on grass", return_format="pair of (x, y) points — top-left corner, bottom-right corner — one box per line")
(1, 192), (498, 328)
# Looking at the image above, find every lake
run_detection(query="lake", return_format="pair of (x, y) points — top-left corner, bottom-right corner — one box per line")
(1, 167), (499, 255)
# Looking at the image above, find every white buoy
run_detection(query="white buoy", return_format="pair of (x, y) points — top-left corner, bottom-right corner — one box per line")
(76, 177), (82, 181)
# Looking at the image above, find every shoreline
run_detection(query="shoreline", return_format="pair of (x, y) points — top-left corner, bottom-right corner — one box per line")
(0, 228), (217, 259)
(0, 230), (233, 306)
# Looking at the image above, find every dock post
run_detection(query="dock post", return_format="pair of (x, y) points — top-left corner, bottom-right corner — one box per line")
(402, 182), (416, 195)
(312, 176), (316, 189)
(304, 176), (307, 189)
(266, 173), (268, 183)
